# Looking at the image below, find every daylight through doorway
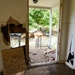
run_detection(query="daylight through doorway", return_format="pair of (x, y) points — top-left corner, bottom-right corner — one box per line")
(29, 8), (59, 65)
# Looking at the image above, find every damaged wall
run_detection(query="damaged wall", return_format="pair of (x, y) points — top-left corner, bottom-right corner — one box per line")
(59, 0), (75, 69)
(0, 0), (28, 71)
(66, 0), (75, 69)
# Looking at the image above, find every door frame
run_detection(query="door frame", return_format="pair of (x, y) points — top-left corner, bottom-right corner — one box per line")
(27, 0), (63, 66)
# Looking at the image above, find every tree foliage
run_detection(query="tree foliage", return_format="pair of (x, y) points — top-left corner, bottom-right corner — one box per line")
(52, 10), (59, 26)
(29, 8), (59, 31)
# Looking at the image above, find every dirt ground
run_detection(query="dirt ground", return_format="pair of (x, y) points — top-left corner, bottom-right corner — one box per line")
(29, 36), (57, 64)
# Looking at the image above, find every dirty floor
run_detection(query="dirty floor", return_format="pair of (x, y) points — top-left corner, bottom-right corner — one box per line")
(0, 63), (75, 75)
(25, 63), (75, 75)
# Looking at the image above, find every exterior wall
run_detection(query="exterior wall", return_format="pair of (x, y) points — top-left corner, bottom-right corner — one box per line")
(0, 0), (28, 71)
(66, 0), (75, 69)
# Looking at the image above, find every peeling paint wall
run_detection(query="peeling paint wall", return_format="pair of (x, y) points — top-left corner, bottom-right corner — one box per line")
(0, 0), (28, 71)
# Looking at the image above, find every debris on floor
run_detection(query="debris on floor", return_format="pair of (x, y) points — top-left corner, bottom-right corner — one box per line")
(32, 52), (37, 55)
(30, 58), (34, 63)
(44, 49), (56, 61)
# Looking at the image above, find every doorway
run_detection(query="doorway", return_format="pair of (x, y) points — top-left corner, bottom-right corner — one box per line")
(29, 7), (59, 66)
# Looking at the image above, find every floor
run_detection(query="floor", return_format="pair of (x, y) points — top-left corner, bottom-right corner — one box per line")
(0, 63), (75, 75)
(25, 63), (75, 75)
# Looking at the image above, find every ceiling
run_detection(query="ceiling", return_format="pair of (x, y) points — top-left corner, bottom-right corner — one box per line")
(29, 0), (60, 9)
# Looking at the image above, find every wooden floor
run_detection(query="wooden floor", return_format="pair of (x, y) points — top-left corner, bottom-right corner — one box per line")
(25, 63), (75, 75)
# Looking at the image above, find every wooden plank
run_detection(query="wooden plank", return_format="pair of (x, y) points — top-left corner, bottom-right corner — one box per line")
(25, 0), (29, 67)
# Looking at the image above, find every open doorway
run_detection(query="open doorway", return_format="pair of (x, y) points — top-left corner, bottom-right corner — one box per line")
(29, 7), (59, 65)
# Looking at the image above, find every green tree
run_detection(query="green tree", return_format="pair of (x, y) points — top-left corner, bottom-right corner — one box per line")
(52, 10), (59, 26)
(29, 8), (59, 31)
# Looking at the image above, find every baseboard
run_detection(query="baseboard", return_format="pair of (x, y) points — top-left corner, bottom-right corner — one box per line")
(66, 62), (75, 70)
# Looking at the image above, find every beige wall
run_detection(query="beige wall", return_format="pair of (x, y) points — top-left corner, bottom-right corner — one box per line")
(0, 0), (27, 25)
(0, 0), (28, 71)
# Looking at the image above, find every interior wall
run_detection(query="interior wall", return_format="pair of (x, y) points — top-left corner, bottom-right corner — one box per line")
(66, 0), (75, 69)
(0, 0), (27, 25)
(0, 0), (28, 71)
(0, 32), (10, 71)
(59, 0), (69, 63)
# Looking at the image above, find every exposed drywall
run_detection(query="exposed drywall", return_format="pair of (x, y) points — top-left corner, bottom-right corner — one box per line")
(0, 0), (28, 71)
(66, 0), (75, 69)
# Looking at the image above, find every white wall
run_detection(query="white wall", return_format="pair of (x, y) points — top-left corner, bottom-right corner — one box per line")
(59, 0), (75, 69)
(0, 0), (28, 71)
(66, 0), (75, 69)
(59, 0), (69, 62)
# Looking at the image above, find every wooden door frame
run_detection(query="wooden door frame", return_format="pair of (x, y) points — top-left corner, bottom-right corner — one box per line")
(25, 0), (29, 67)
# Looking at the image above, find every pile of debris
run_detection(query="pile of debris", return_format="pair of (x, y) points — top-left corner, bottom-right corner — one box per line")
(44, 48), (56, 62)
